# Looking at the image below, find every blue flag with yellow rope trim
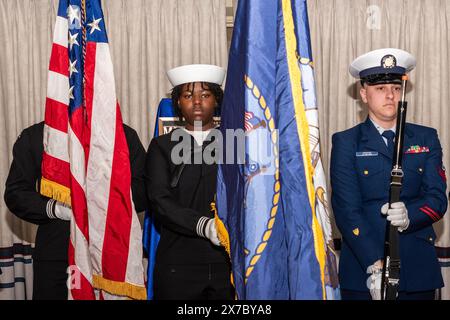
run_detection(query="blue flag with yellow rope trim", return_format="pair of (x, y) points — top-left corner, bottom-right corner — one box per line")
(216, 0), (340, 299)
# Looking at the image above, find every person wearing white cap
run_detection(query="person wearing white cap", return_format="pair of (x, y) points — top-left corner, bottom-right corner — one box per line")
(145, 64), (234, 299)
(330, 48), (447, 300)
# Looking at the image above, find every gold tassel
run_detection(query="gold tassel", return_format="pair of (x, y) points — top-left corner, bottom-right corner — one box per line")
(210, 199), (235, 294)
(210, 201), (231, 256)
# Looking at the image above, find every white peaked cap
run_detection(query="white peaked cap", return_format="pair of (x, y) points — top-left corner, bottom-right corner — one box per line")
(349, 48), (416, 79)
(167, 64), (226, 87)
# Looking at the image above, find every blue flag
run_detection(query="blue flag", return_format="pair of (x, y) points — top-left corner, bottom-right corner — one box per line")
(142, 98), (177, 300)
(216, 0), (340, 299)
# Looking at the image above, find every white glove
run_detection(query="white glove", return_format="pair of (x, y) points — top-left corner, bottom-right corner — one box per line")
(366, 264), (383, 300)
(381, 202), (410, 232)
(46, 199), (72, 221)
(205, 218), (221, 246)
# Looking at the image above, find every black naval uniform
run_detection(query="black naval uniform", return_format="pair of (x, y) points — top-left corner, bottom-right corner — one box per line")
(4, 121), (147, 300)
(145, 129), (233, 300)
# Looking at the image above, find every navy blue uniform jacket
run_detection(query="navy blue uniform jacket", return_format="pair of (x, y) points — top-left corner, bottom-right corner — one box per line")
(4, 122), (148, 261)
(331, 118), (447, 292)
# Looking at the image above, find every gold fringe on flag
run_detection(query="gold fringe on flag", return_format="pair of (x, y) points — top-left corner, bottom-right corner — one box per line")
(93, 274), (147, 300)
(40, 178), (71, 206)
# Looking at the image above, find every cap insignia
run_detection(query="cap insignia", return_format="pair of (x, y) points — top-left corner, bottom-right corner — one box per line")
(381, 54), (397, 69)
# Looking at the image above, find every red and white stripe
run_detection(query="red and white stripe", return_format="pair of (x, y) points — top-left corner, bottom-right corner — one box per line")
(244, 111), (254, 132)
(42, 16), (71, 189)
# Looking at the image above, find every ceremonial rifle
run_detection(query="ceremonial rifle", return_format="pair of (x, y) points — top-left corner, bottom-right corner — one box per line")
(381, 75), (408, 300)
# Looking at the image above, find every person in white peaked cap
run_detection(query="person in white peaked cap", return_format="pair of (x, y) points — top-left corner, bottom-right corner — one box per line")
(331, 48), (447, 300)
(145, 64), (234, 300)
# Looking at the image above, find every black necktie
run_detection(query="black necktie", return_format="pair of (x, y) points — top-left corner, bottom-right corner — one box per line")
(382, 130), (395, 155)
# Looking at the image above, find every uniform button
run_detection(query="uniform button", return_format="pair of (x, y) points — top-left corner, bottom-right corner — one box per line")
(429, 237), (433, 242)
(364, 170), (369, 175)
(418, 168), (423, 173)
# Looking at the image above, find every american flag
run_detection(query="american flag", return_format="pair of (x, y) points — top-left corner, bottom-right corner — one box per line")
(40, 0), (146, 300)
(244, 111), (261, 132)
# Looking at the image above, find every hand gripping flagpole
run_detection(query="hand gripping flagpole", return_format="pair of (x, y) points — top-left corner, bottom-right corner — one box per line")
(381, 75), (408, 300)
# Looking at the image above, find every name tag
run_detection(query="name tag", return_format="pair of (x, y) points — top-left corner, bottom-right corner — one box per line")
(356, 151), (378, 157)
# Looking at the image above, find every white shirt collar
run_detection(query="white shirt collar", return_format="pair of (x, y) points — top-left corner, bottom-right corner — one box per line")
(369, 117), (396, 135)
(182, 128), (212, 146)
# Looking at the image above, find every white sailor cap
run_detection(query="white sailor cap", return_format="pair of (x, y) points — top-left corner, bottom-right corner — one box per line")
(167, 64), (226, 87)
(349, 48), (416, 85)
